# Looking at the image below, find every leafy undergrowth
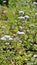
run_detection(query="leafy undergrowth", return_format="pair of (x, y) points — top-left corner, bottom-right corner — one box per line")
(0, 0), (37, 65)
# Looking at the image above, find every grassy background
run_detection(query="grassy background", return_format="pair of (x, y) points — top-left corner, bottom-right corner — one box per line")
(0, 0), (37, 65)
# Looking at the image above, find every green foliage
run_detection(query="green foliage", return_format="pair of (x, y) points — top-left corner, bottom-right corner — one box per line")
(0, 0), (37, 65)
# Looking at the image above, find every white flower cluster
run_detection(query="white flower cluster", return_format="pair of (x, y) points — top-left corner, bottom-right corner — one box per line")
(18, 16), (25, 19)
(0, 35), (12, 40)
(33, 54), (37, 58)
(33, 2), (37, 5)
(17, 31), (25, 35)
(25, 15), (29, 19)
(18, 15), (30, 19)
(18, 11), (30, 20)
(3, 0), (7, 3)
(19, 11), (24, 15)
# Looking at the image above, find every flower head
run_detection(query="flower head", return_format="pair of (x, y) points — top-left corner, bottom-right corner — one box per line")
(25, 15), (30, 19)
(33, 2), (37, 5)
(33, 54), (37, 58)
(19, 11), (24, 15)
(17, 31), (25, 35)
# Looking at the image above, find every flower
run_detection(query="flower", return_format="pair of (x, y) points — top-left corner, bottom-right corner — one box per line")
(3, 0), (7, 3)
(35, 13), (37, 16)
(5, 42), (10, 45)
(13, 34), (16, 37)
(33, 54), (37, 58)
(1, 35), (12, 40)
(33, 2), (37, 5)
(18, 16), (25, 19)
(17, 31), (25, 34)
(19, 11), (24, 15)
(25, 15), (30, 19)
(19, 26), (23, 31)
(1, 37), (6, 40)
